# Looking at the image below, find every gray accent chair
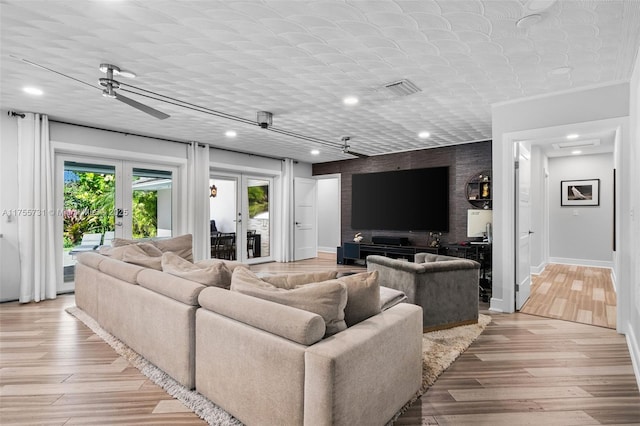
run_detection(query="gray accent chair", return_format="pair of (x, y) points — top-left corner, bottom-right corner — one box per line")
(366, 253), (480, 331)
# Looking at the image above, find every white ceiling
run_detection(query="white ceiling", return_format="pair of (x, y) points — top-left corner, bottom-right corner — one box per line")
(1, 0), (639, 164)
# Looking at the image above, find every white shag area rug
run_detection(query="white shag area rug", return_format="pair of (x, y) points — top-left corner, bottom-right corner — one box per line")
(66, 307), (490, 425)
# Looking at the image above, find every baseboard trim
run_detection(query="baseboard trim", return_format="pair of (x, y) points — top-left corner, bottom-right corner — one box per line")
(548, 257), (613, 269)
(530, 261), (547, 275)
(318, 246), (337, 254)
(625, 321), (640, 393)
(489, 297), (506, 313)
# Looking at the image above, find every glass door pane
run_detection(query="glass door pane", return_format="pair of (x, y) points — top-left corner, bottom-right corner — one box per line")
(209, 176), (238, 260)
(244, 177), (271, 262)
(131, 168), (173, 239)
(63, 161), (116, 283)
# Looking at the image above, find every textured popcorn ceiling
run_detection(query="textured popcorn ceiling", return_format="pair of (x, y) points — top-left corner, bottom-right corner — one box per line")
(1, 0), (639, 163)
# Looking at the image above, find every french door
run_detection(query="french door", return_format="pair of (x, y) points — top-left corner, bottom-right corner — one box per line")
(59, 155), (176, 287)
(209, 173), (273, 264)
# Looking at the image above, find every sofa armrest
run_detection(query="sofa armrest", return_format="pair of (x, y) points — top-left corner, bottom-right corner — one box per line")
(304, 303), (422, 426)
(198, 286), (326, 345)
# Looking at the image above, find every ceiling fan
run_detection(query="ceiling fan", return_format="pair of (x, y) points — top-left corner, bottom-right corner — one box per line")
(13, 56), (169, 120)
(13, 56), (369, 156)
(98, 63), (169, 120)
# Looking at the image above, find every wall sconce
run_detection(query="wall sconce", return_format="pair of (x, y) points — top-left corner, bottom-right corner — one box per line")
(210, 185), (217, 198)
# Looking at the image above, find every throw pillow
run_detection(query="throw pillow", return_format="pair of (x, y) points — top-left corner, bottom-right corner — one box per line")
(161, 252), (231, 288)
(195, 258), (248, 273)
(121, 245), (163, 270)
(111, 237), (139, 247)
(337, 271), (381, 327)
(262, 270), (338, 290)
(99, 242), (162, 260)
(231, 267), (347, 337)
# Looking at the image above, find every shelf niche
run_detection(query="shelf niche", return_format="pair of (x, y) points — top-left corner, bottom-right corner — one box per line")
(466, 170), (492, 209)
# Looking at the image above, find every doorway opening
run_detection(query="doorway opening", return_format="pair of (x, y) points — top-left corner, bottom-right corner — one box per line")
(61, 157), (175, 287)
(209, 174), (272, 264)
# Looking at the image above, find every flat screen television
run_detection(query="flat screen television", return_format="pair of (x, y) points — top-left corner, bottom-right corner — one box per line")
(351, 166), (449, 231)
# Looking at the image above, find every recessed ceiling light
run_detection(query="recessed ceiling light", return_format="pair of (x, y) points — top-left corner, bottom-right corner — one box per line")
(571, 150), (582, 155)
(23, 86), (43, 96)
(550, 66), (572, 75)
(418, 131), (431, 139)
(225, 130), (237, 138)
(343, 96), (359, 106)
(566, 133), (579, 140)
(310, 149), (320, 155)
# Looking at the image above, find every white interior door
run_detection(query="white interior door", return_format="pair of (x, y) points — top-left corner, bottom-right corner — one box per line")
(516, 143), (532, 310)
(294, 177), (317, 260)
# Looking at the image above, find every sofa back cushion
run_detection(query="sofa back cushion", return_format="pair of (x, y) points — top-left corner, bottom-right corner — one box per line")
(153, 234), (193, 262)
(231, 268), (347, 337)
(161, 252), (232, 288)
(97, 257), (145, 284)
(110, 234), (193, 262)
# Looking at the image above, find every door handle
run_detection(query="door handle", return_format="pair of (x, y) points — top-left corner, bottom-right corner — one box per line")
(528, 230), (534, 234)
(295, 222), (300, 225)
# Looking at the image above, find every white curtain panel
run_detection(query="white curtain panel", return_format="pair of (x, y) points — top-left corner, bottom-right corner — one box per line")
(279, 158), (295, 263)
(17, 113), (57, 303)
(187, 142), (210, 261)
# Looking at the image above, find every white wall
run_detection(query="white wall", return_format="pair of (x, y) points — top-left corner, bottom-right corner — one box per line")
(317, 177), (340, 253)
(209, 178), (236, 233)
(548, 153), (613, 266)
(0, 111), (21, 301)
(625, 46), (640, 389)
(529, 146), (548, 273)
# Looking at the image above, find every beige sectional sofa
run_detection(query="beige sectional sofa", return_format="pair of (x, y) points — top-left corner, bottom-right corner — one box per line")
(74, 238), (423, 426)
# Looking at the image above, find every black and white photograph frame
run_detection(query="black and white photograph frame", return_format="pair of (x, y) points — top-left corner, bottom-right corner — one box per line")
(561, 179), (600, 206)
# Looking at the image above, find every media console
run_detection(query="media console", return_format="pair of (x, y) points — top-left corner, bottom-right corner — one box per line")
(341, 241), (444, 264)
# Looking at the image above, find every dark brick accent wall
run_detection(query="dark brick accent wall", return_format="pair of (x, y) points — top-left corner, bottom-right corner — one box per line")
(312, 141), (492, 246)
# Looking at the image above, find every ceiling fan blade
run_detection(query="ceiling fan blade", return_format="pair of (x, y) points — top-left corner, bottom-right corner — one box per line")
(346, 150), (369, 158)
(114, 92), (170, 120)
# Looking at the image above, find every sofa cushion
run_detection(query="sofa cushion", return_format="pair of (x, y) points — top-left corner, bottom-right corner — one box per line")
(162, 252), (232, 288)
(231, 268), (347, 337)
(76, 251), (105, 269)
(337, 271), (381, 327)
(262, 271), (338, 290)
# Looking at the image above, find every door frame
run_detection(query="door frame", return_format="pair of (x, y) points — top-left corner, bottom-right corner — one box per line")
(492, 117), (627, 322)
(54, 142), (187, 291)
(209, 170), (277, 264)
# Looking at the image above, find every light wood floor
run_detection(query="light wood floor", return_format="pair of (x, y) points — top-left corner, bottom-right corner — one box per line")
(521, 264), (617, 329)
(2, 256), (638, 425)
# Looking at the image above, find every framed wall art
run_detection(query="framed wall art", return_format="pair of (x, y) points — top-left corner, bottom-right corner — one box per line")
(561, 179), (600, 206)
